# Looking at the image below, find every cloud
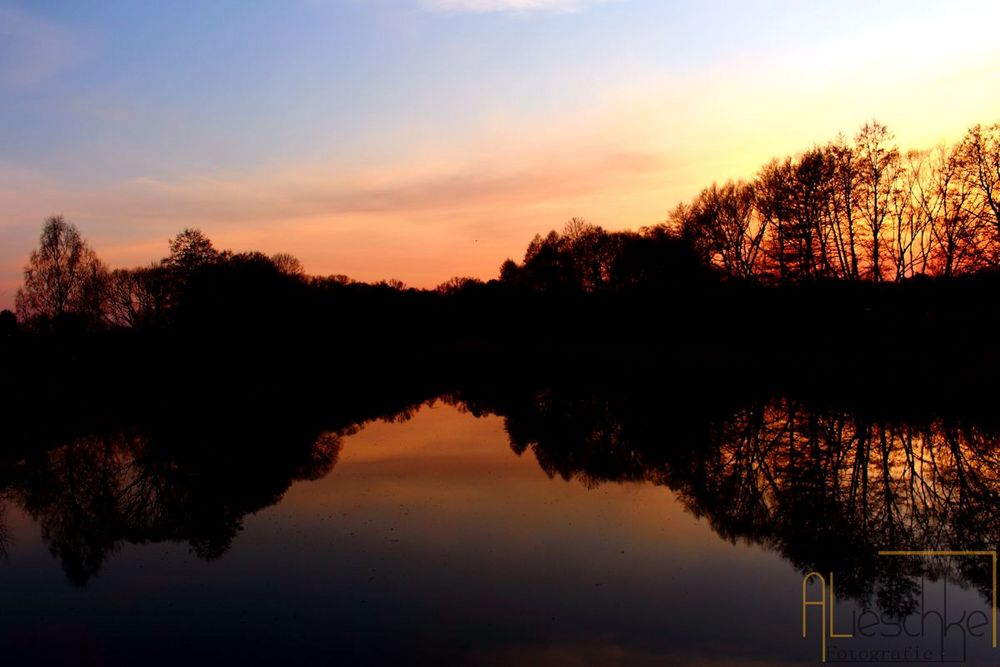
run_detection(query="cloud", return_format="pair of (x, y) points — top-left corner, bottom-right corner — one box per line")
(419, 0), (605, 14)
(0, 121), (672, 309)
(0, 5), (87, 87)
(104, 149), (660, 221)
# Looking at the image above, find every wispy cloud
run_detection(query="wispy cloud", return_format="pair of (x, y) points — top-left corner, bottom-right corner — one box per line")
(0, 5), (87, 87)
(80, 147), (661, 228)
(419, 0), (605, 14)
(0, 115), (673, 306)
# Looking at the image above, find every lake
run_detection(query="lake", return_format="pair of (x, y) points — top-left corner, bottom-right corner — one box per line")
(1, 393), (996, 665)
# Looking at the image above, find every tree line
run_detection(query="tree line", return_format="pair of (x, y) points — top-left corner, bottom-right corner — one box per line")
(5, 118), (1000, 333)
(5, 215), (702, 333)
(455, 119), (1000, 291)
(7, 219), (408, 332)
(670, 120), (1000, 282)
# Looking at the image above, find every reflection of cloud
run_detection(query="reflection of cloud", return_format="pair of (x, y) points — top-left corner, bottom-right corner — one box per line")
(0, 6), (87, 86)
(420, 0), (605, 14)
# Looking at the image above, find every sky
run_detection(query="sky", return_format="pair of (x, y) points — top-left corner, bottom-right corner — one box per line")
(2, 0), (1000, 308)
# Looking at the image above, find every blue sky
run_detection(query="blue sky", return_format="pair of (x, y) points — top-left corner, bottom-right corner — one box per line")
(2, 0), (1000, 306)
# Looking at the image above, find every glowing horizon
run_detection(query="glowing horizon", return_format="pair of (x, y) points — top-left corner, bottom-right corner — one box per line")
(2, 0), (1000, 309)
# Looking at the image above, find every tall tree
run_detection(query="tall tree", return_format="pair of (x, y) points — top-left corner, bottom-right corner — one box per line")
(828, 137), (862, 280)
(163, 228), (219, 275)
(855, 121), (900, 282)
(917, 144), (984, 277)
(962, 124), (1000, 238)
(677, 181), (765, 280)
(105, 265), (169, 328)
(15, 216), (107, 324)
(756, 158), (796, 281)
(887, 151), (930, 280)
(792, 147), (837, 279)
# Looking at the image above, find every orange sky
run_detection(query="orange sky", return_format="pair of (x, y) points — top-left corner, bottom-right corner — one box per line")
(2, 1), (1000, 309)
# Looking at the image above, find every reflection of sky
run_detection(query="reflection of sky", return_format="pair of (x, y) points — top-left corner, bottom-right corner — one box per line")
(2, 1), (1000, 307)
(0, 404), (993, 665)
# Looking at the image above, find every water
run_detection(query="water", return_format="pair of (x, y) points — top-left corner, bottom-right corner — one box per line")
(0, 397), (996, 665)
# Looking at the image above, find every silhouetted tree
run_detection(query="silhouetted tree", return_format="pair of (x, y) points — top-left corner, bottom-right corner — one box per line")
(756, 157), (797, 280)
(917, 144), (985, 277)
(665, 118), (1000, 284)
(829, 136), (862, 280)
(608, 225), (711, 289)
(888, 151), (931, 279)
(501, 218), (714, 293)
(791, 147), (837, 278)
(15, 216), (108, 328)
(105, 265), (170, 328)
(518, 230), (575, 290)
(163, 228), (218, 275)
(855, 121), (899, 282)
(673, 181), (765, 280)
(377, 278), (407, 290)
(271, 252), (305, 277)
(436, 276), (484, 294)
(962, 123), (1000, 239)
(498, 259), (521, 284)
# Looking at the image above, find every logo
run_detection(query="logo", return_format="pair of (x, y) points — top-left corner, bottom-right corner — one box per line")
(802, 551), (997, 663)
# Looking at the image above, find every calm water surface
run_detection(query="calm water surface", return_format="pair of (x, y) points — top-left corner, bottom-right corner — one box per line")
(0, 401), (994, 665)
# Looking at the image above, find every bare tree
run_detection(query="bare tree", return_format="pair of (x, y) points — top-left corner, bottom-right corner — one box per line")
(679, 181), (766, 280)
(792, 147), (837, 279)
(668, 118), (1000, 284)
(105, 265), (169, 328)
(828, 137), (862, 280)
(961, 124), (1000, 238)
(855, 121), (900, 282)
(15, 216), (108, 324)
(435, 276), (484, 294)
(916, 145), (984, 277)
(756, 158), (796, 281)
(271, 252), (305, 277)
(887, 151), (930, 280)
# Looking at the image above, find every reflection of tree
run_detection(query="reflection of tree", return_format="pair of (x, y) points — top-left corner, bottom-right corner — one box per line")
(682, 401), (1000, 613)
(0, 396), (420, 585)
(8, 376), (1000, 609)
(6, 429), (340, 584)
(454, 385), (1000, 614)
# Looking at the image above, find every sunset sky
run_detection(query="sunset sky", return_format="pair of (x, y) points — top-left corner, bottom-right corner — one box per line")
(2, 0), (1000, 308)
